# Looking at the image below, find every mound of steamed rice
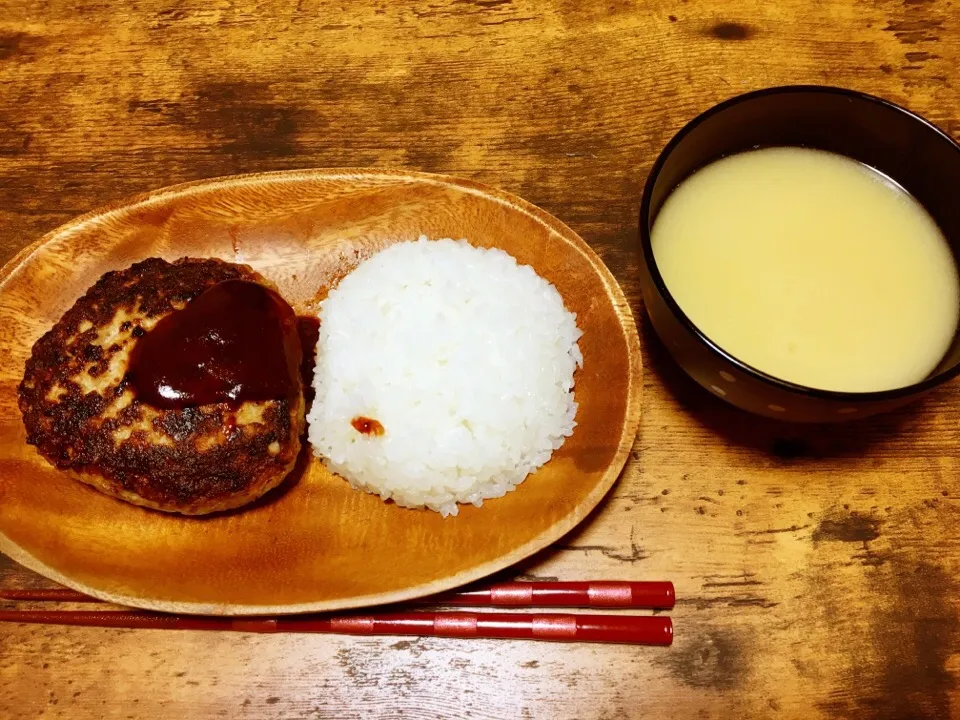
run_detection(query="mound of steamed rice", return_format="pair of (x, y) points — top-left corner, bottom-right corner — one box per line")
(306, 236), (583, 517)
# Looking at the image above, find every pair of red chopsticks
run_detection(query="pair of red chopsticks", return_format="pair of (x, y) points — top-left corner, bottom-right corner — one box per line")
(0, 580), (674, 645)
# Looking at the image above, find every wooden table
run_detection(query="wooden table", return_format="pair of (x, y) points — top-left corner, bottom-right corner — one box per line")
(2, 1), (958, 717)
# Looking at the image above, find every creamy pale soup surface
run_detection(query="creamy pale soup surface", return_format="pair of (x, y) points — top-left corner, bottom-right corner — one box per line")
(652, 147), (960, 392)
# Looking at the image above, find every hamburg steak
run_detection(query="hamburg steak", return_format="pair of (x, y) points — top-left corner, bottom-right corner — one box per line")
(18, 257), (305, 515)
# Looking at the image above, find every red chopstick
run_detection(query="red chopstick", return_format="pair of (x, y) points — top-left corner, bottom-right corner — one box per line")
(0, 609), (673, 645)
(0, 581), (675, 609)
(434, 581), (675, 608)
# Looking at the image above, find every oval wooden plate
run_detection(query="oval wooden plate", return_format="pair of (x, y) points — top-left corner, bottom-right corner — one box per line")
(0, 170), (641, 615)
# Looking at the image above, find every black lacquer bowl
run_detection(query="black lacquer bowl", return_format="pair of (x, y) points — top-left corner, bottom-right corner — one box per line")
(638, 85), (960, 422)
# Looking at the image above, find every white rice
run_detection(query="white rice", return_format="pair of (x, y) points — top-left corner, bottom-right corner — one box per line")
(306, 236), (583, 517)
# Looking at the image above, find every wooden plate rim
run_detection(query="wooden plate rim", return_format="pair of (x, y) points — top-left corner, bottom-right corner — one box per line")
(0, 168), (643, 615)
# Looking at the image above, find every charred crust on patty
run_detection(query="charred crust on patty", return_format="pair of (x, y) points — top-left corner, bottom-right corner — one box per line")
(18, 257), (304, 515)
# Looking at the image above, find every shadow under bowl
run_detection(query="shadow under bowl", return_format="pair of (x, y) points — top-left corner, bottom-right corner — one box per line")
(638, 85), (960, 423)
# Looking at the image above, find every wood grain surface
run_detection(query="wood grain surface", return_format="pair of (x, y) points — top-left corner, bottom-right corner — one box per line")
(1, 0), (959, 718)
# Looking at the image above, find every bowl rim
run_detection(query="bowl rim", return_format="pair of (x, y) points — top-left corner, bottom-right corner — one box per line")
(638, 83), (960, 402)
